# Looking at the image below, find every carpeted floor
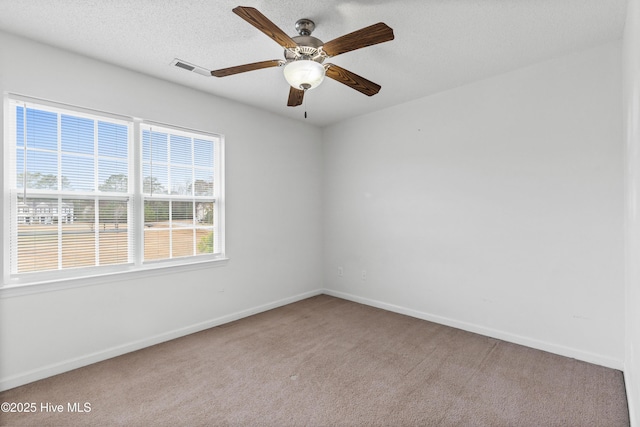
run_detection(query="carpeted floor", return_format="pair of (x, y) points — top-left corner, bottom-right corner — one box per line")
(0, 295), (630, 426)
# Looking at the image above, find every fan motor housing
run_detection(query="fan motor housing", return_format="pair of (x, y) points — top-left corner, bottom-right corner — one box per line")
(284, 35), (325, 63)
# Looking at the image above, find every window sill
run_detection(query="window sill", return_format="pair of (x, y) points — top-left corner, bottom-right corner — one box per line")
(0, 257), (230, 298)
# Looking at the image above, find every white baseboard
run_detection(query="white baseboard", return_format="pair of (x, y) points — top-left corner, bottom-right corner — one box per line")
(0, 289), (323, 392)
(1, 288), (624, 392)
(625, 364), (639, 427)
(323, 289), (624, 370)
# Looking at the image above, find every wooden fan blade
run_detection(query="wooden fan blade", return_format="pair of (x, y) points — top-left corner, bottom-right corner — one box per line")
(233, 6), (298, 50)
(322, 22), (394, 57)
(211, 60), (281, 77)
(325, 64), (381, 96)
(287, 87), (305, 107)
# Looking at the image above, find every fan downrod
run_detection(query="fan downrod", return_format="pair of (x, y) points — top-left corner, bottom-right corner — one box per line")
(295, 19), (315, 36)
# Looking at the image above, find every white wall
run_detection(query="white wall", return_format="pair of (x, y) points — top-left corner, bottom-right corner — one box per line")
(0, 28), (629, 397)
(0, 31), (324, 390)
(323, 42), (625, 369)
(624, 0), (640, 423)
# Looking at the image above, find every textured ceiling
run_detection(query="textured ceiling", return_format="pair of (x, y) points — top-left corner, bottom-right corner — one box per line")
(0, 0), (629, 127)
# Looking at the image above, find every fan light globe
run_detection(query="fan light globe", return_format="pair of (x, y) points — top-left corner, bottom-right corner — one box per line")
(283, 60), (325, 90)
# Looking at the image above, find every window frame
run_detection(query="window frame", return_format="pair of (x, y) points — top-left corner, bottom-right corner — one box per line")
(2, 94), (227, 294)
(139, 122), (222, 264)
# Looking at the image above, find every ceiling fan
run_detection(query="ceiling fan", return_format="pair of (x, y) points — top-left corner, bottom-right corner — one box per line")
(210, 6), (395, 107)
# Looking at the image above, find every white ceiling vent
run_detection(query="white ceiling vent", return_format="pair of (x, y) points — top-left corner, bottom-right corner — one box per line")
(170, 59), (211, 77)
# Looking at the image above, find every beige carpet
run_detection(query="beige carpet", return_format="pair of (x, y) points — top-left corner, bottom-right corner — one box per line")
(0, 295), (630, 426)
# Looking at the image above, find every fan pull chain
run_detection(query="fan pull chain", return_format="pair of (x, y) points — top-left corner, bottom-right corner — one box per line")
(304, 89), (308, 119)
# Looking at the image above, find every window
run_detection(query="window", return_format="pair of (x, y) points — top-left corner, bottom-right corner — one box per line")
(141, 124), (219, 261)
(4, 95), (225, 286)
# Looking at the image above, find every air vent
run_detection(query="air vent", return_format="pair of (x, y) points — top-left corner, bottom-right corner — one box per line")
(175, 61), (194, 71)
(170, 58), (211, 77)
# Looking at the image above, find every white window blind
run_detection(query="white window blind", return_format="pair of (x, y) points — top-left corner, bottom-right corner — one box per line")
(141, 124), (220, 261)
(9, 100), (133, 274)
(5, 96), (225, 285)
